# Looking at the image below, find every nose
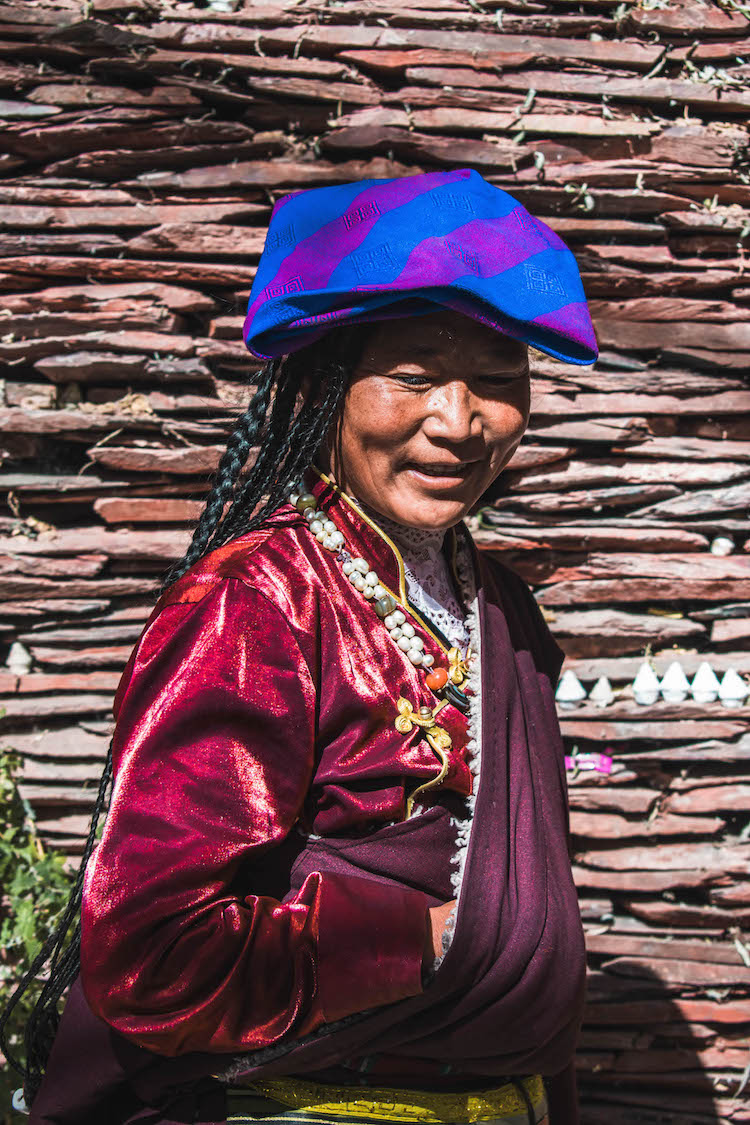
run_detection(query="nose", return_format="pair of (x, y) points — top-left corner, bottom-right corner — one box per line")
(421, 379), (483, 446)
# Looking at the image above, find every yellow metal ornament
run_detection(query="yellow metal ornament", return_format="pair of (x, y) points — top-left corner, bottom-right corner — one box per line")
(395, 697), (453, 817)
(447, 645), (471, 686)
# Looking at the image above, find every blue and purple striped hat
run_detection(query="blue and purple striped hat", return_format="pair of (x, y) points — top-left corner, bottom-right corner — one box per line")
(244, 168), (598, 365)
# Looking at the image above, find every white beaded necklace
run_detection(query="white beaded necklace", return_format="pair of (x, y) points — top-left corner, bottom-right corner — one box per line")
(288, 481), (436, 670)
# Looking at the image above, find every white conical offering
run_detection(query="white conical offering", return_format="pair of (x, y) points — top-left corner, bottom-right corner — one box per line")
(555, 669), (587, 709)
(6, 641), (31, 676)
(718, 668), (749, 709)
(710, 536), (734, 556)
(660, 660), (690, 704)
(589, 675), (615, 708)
(690, 661), (721, 704)
(633, 661), (660, 706)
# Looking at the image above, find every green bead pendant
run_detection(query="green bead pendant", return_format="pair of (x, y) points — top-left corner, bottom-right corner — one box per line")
(295, 494), (317, 513)
(374, 595), (397, 619)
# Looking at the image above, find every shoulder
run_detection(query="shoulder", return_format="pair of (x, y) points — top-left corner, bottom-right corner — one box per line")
(480, 549), (539, 615)
(117, 511), (320, 673)
(114, 520), (319, 717)
(155, 510), (317, 619)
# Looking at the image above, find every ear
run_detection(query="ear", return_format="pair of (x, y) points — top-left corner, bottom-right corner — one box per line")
(299, 367), (313, 401)
(314, 401), (345, 479)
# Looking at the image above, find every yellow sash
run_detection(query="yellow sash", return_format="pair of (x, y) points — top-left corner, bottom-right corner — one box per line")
(226, 1074), (546, 1123)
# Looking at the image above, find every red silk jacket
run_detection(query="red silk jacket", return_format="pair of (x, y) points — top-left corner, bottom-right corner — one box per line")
(79, 469), (574, 1071)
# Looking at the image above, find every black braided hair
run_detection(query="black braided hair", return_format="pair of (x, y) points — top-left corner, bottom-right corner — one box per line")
(163, 321), (367, 586)
(0, 746), (112, 1105)
(0, 322), (369, 1108)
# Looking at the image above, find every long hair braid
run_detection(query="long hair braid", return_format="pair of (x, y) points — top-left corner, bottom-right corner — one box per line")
(0, 745), (112, 1105)
(162, 357), (278, 584)
(193, 325), (362, 557)
(0, 321), (369, 1109)
(215, 344), (349, 549)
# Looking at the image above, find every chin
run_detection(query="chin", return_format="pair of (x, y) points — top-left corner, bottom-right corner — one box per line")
(394, 493), (471, 530)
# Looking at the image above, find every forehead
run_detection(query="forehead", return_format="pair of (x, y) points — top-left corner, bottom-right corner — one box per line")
(359, 311), (528, 364)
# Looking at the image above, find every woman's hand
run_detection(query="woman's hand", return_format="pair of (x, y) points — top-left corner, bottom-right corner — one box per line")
(424, 899), (457, 968)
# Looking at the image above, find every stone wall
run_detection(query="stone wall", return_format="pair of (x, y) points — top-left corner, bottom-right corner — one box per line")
(1, 1), (749, 1120)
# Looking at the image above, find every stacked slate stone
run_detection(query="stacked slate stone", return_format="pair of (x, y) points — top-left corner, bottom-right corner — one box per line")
(0, 1), (749, 1121)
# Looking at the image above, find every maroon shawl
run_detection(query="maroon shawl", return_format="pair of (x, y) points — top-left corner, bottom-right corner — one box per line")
(30, 544), (584, 1125)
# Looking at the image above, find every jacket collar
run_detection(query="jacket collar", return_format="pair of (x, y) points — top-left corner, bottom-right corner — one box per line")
(300, 465), (478, 658)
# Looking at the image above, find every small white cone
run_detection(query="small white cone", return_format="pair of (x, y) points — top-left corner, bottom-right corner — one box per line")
(660, 660), (690, 704)
(718, 668), (749, 709)
(555, 669), (587, 709)
(589, 675), (615, 709)
(710, 536), (734, 556)
(690, 661), (721, 704)
(633, 661), (660, 706)
(6, 641), (31, 675)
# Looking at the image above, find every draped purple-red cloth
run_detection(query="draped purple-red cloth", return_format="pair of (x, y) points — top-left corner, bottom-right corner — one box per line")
(30, 473), (585, 1125)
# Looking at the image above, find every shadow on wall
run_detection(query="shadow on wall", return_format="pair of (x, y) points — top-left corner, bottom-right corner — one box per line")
(578, 961), (746, 1125)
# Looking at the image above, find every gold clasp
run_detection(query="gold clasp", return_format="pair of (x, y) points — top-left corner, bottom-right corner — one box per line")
(395, 696), (448, 734)
(447, 646), (470, 686)
(395, 697), (453, 817)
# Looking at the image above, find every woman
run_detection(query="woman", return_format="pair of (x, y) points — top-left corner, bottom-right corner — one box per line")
(3, 167), (598, 1125)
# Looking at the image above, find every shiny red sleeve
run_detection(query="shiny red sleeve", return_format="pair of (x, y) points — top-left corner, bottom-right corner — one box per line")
(80, 577), (428, 1057)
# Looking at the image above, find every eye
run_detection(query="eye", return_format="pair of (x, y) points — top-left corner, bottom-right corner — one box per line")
(391, 372), (432, 387)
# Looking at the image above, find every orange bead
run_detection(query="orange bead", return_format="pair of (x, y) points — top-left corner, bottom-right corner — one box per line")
(426, 667), (449, 691)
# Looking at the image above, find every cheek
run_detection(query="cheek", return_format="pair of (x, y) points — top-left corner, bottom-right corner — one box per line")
(341, 384), (412, 457)
(486, 385), (530, 444)
(513, 377), (532, 422)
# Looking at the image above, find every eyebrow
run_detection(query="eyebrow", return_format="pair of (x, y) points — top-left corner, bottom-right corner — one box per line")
(385, 343), (527, 360)
(402, 343), (440, 356)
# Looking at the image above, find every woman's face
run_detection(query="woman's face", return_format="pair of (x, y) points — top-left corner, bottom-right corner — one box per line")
(320, 310), (530, 530)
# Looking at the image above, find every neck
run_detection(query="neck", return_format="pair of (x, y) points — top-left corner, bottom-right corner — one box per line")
(356, 497), (448, 555)
(317, 464), (452, 550)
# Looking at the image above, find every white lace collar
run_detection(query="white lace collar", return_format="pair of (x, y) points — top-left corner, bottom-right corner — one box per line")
(368, 510), (447, 558)
(356, 499), (472, 653)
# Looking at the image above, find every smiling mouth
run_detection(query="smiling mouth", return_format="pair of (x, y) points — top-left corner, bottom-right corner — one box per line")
(408, 462), (476, 478)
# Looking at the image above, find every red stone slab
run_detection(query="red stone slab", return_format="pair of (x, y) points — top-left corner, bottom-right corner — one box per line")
(560, 718), (747, 742)
(583, 997), (750, 1025)
(14, 672), (121, 694)
(665, 784), (750, 814)
(709, 883), (750, 906)
(1, 576), (153, 601)
(128, 222), (267, 258)
(586, 933), (746, 966)
(570, 811), (725, 839)
(568, 789), (658, 814)
(338, 47), (537, 76)
(29, 645), (134, 669)
(26, 82), (201, 108)
(626, 0), (748, 36)
(625, 900), (750, 929)
(0, 527), (190, 559)
(539, 578), (750, 605)
(86, 445), (224, 474)
(124, 155), (420, 191)
(0, 693), (113, 724)
(3, 280), (216, 314)
(253, 24), (663, 71)
(320, 125), (526, 170)
(576, 842), (750, 872)
(0, 254), (259, 287)
(0, 202), (264, 229)
(93, 497), (204, 524)
(0, 552), (106, 578)
(475, 525), (709, 552)
(572, 866), (728, 892)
